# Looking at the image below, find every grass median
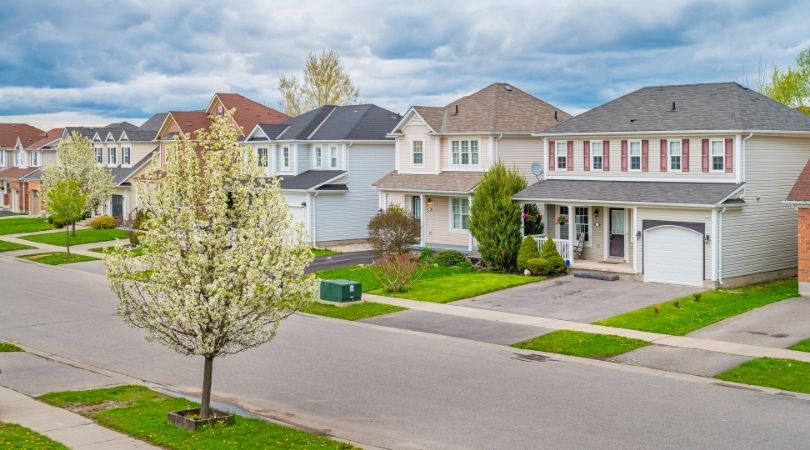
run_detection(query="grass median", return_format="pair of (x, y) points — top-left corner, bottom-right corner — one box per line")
(512, 330), (649, 359)
(716, 357), (810, 394)
(301, 301), (406, 321)
(0, 423), (67, 449)
(18, 252), (99, 265)
(0, 239), (34, 252)
(20, 228), (129, 246)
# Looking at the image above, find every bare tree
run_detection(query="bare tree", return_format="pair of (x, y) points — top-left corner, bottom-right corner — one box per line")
(278, 49), (360, 116)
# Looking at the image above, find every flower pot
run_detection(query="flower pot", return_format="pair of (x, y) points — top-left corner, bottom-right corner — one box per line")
(167, 408), (235, 431)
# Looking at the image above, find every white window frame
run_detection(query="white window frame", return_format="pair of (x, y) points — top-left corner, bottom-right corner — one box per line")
(590, 141), (603, 171)
(629, 140), (642, 171)
(555, 141), (567, 170)
(450, 139), (479, 167)
(329, 145), (338, 169)
(257, 147), (269, 168)
(668, 139), (682, 172)
(313, 145), (323, 168)
(280, 146), (291, 172)
(412, 140), (424, 166)
(15, 150), (26, 167)
(574, 206), (590, 244)
(557, 206), (569, 240)
(710, 139), (725, 172)
(95, 146), (104, 165)
(30, 151), (41, 167)
(108, 146), (117, 167)
(0, 150), (4, 167)
(449, 197), (470, 232)
(122, 147), (131, 166)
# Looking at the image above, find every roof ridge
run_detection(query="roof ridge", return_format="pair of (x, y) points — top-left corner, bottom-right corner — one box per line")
(344, 104), (375, 139)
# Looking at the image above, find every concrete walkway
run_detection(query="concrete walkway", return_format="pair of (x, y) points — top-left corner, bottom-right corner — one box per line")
(363, 293), (810, 363)
(0, 385), (157, 449)
(1, 225), (124, 259)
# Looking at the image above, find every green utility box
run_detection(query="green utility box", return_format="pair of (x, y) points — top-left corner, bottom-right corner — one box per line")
(319, 279), (362, 302)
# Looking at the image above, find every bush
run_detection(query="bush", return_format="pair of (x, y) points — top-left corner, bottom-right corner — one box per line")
(419, 247), (433, 262)
(47, 215), (66, 228)
(525, 257), (548, 275)
(130, 230), (145, 247)
(89, 214), (116, 229)
(375, 254), (421, 292)
(367, 205), (420, 256)
(434, 249), (467, 267)
(517, 236), (541, 270)
(131, 209), (150, 230)
(535, 237), (566, 275)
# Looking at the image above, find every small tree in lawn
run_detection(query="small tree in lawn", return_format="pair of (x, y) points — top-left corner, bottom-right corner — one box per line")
(45, 178), (87, 256)
(469, 162), (527, 272)
(104, 111), (316, 421)
(367, 204), (420, 256)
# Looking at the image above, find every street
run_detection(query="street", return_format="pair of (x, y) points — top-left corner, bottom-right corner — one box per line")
(1, 256), (810, 449)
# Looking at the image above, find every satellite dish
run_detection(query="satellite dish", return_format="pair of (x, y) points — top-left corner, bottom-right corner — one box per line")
(530, 162), (544, 181)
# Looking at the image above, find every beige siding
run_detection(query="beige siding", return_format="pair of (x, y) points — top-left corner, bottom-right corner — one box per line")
(386, 192), (406, 209)
(636, 207), (713, 280)
(424, 196), (469, 247)
(397, 118), (436, 174)
(544, 204), (632, 263)
(721, 136), (810, 279)
(498, 137), (543, 182)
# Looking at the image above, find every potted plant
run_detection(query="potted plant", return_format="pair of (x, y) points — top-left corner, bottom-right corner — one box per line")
(167, 408), (235, 431)
(556, 215), (569, 226)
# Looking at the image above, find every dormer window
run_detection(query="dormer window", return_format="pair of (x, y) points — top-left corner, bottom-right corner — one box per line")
(216, 105), (225, 115)
(15, 150), (26, 167)
(412, 140), (424, 166)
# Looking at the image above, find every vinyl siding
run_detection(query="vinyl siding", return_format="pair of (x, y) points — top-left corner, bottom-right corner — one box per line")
(721, 135), (810, 279)
(636, 207), (713, 280)
(423, 195), (469, 247)
(397, 118), (436, 174)
(543, 203), (631, 263)
(297, 143), (310, 174)
(498, 137), (543, 182)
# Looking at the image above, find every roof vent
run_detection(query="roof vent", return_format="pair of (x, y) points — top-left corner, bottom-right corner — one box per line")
(671, 101), (677, 112)
(451, 104), (459, 116)
(554, 111), (559, 121)
(504, 84), (513, 92)
(186, 121), (193, 127)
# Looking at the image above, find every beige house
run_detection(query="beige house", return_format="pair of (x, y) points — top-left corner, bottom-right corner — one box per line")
(375, 83), (570, 251)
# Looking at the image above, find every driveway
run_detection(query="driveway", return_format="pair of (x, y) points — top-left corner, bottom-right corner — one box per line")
(455, 275), (700, 323)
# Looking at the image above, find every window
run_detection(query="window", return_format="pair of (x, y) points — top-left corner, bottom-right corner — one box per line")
(411, 196), (422, 219)
(711, 139), (725, 171)
(95, 147), (103, 164)
(591, 141), (603, 170)
(314, 146), (323, 168)
(668, 140), (682, 171)
(15, 150), (25, 167)
(257, 147), (269, 168)
(0, 150), (5, 167)
(122, 147), (131, 166)
(330, 145), (338, 168)
(558, 206), (569, 240)
(30, 151), (40, 167)
(281, 146), (290, 170)
(629, 141), (641, 171)
(575, 207), (589, 241)
(451, 198), (470, 231)
(412, 140), (424, 165)
(108, 146), (117, 165)
(451, 140), (479, 166)
(556, 141), (567, 169)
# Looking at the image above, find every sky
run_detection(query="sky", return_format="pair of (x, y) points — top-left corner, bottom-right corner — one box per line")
(0, 0), (809, 130)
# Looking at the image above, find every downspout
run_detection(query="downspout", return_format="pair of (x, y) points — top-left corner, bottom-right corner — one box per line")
(495, 132), (504, 162)
(309, 191), (320, 245)
(718, 206), (727, 285)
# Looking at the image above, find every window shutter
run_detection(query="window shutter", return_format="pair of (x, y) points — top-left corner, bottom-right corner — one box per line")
(641, 139), (649, 172)
(725, 138), (733, 173)
(583, 141), (590, 171)
(659, 139), (668, 172)
(548, 140), (555, 170)
(702, 139), (709, 172)
(682, 139), (690, 172)
(603, 140), (610, 171)
(621, 140), (628, 172)
(567, 140), (574, 171)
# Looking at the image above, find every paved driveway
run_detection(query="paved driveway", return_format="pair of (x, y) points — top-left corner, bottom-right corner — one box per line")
(455, 275), (700, 322)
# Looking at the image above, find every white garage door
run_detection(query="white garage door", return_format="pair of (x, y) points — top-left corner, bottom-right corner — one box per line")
(289, 204), (307, 225)
(644, 226), (703, 287)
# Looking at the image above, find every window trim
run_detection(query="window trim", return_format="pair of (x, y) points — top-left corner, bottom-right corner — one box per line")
(449, 197), (470, 232)
(95, 146), (104, 165)
(668, 139), (682, 172)
(30, 151), (41, 167)
(122, 147), (131, 166)
(329, 145), (339, 169)
(555, 141), (567, 170)
(709, 138), (725, 173)
(450, 139), (480, 167)
(411, 139), (424, 167)
(0, 150), (5, 167)
(313, 145), (323, 169)
(557, 205), (570, 240)
(590, 140), (603, 171)
(574, 206), (590, 244)
(628, 140), (642, 172)
(257, 147), (269, 168)
(280, 146), (291, 172)
(107, 146), (117, 167)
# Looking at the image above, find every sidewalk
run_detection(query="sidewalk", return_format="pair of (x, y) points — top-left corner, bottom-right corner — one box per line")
(363, 293), (810, 363)
(0, 385), (157, 449)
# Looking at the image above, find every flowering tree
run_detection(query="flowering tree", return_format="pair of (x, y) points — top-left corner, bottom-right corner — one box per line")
(45, 178), (87, 256)
(104, 112), (316, 419)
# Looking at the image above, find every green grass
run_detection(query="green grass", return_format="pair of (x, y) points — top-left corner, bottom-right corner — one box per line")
(301, 301), (406, 321)
(39, 385), (355, 449)
(89, 246), (145, 257)
(20, 228), (128, 246)
(512, 330), (649, 359)
(594, 279), (798, 336)
(788, 338), (810, 353)
(0, 341), (22, 352)
(312, 248), (340, 257)
(716, 357), (810, 394)
(0, 423), (67, 449)
(0, 239), (34, 252)
(0, 217), (53, 235)
(18, 252), (99, 265)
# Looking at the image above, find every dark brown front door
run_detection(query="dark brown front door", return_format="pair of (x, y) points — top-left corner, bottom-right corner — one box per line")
(609, 208), (625, 258)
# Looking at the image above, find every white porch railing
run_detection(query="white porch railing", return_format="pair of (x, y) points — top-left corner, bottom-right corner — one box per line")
(532, 235), (573, 262)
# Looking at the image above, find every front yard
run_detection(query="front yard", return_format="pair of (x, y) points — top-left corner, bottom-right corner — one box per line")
(0, 217), (53, 235)
(0, 423), (67, 449)
(512, 330), (649, 359)
(20, 228), (129, 246)
(716, 357), (810, 394)
(301, 301), (406, 321)
(0, 240), (34, 252)
(18, 252), (99, 265)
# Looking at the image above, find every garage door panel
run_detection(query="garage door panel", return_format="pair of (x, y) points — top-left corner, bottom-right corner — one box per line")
(644, 226), (703, 287)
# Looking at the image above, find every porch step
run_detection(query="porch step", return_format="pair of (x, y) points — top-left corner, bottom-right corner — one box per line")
(573, 271), (620, 281)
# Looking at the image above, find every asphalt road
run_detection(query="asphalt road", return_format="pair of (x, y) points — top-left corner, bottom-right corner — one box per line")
(2, 256), (810, 449)
(305, 250), (375, 273)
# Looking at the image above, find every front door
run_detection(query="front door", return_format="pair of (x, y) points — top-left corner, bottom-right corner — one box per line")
(111, 194), (124, 219)
(609, 208), (625, 258)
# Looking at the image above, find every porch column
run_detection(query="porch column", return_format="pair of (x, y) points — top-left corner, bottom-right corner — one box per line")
(419, 194), (426, 247)
(568, 204), (576, 262)
(468, 194), (474, 251)
(632, 207), (639, 273)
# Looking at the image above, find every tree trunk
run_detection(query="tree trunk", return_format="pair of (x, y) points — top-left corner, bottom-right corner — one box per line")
(71, 221), (77, 237)
(200, 355), (214, 419)
(65, 227), (71, 256)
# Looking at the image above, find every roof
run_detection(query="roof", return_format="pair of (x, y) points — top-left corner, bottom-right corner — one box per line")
(66, 122), (155, 143)
(0, 123), (44, 149)
(138, 113), (168, 131)
(165, 111), (210, 135)
(374, 171), (485, 193)
(0, 167), (39, 180)
(251, 104), (400, 141)
(514, 179), (744, 206)
(26, 128), (63, 150)
(278, 170), (346, 190)
(787, 159), (810, 202)
(542, 82), (810, 135)
(215, 93), (289, 134)
(403, 83), (570, 134)
(109, 148), (158, 185)
(21, 168), (42, 181)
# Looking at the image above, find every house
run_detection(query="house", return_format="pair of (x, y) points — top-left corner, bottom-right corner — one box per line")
(0, 123), (45, 210)
(242, 104), (401, 244)
(374, 83), (570, 251)
(514, 82), (810, 288)
(785, 160), (810, 296)
(0, 127), (62, 214)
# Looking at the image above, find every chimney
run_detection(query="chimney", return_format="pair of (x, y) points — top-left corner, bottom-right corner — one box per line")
(671, 101), (676, 112)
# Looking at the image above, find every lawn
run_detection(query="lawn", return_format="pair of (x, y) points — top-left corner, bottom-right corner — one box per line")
(0, 239), (34, 252)
(316, 264), (542, 303)
(312, 248), (340, 257)
(21, 228), (129, 246)
(89, 246), (145, 257)
(301, 301), (406, 321)
(716, 357), (810, 394)
(0, 217), (53, 235)
(789, 338), (810, 353)
(0, 341), (22, 352)
(0, 423), (67, 449)
(18, 252), (99, 265)
(595, 279), (798, 336)
(512, 330), (649, 359)
(39, 385), (355, 450)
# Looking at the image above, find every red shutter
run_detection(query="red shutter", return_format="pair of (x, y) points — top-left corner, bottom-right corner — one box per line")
(583, 141), (590, 171)
(567, 140), (574, 171)
(660, 139), (668, 172)
(549, 140), (555, 171)
(621, 140), (628, 172)
(701, 139), (709, 172)
(682, 139), (690, 172)
(603, 140), (610, 171)
(725, 138), (733, 173)
(642, 139), (649, 172)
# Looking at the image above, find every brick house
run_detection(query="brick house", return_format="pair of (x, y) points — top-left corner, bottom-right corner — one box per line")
(786, 160), (810, 296)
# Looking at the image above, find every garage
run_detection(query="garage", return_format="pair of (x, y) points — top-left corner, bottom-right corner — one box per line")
(289, 203), (307, 225)
(643, 224), (704, 287)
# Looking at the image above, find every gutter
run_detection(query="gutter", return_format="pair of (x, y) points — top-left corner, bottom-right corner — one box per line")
(534, 129), (810, 138)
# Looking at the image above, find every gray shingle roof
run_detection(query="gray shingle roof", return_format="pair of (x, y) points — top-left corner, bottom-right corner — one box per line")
(109, 148), (158, 185)
(278, 170), (346, 190)
(514, 179), (744, 206)
(250, 104), (400, 141)
(139, 113), (168, 131)
(542, 82), (810, 134)
(67, 122), (156, 142)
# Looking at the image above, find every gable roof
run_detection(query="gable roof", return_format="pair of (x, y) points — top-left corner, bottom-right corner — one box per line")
(278, 169), (346, 190)
(0, 123), (44, 149)
(374, 170), (485, 193)
(110, 148), (158, 185)
(139, 113), (169, 131)
(249, 104), (400, 141)
(399, 83), (570, 134)
(213, 93), (289, 135)
(66, 122), (155, 144)
(542, 82), (810, 135)
(787, 159), (810, 202)
(26, 128), (64, 150)
(160, 111), (210, 138)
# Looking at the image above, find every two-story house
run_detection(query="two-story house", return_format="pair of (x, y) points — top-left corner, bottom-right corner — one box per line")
(242, 104), (401, 245)
(515, 82), (810, 288)
(375, 83), (570, 251)
(0, 127), (62, 214)
(0, 123), (45, 210)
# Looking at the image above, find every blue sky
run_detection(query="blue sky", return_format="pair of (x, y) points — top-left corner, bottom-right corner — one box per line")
(0, 0), (809, 129)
